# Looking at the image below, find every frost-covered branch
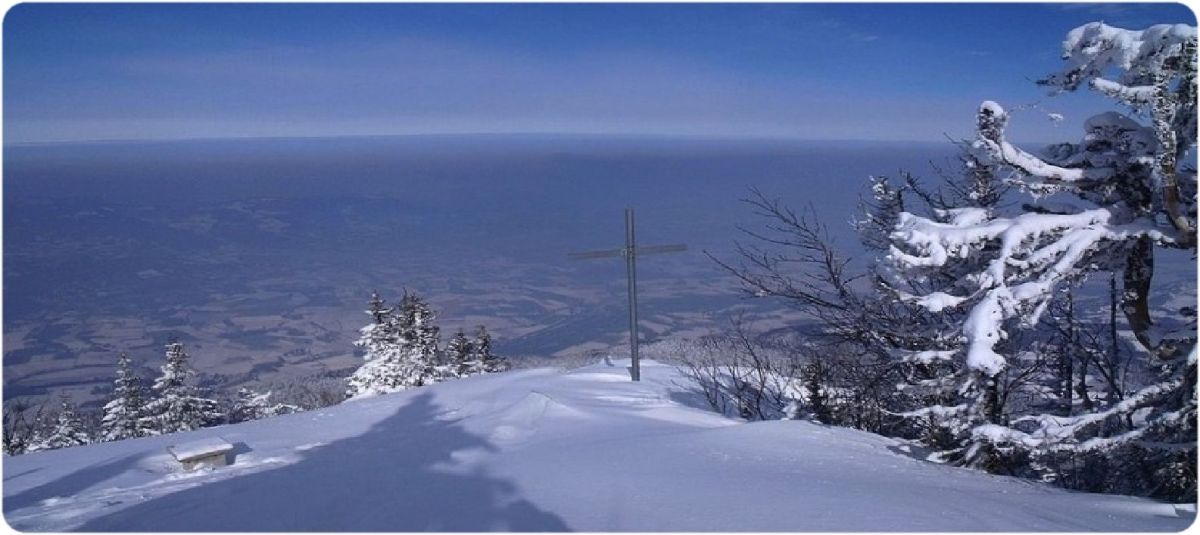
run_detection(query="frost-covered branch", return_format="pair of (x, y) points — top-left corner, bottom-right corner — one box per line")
(885, 22), (1196, 489)
(1039, 22), (1197, 103)
(973, 102), (1105, 185)
(979, 346), (1195, 454)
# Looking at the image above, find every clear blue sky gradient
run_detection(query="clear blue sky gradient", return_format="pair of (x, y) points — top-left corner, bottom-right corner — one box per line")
(4, 3), (1195, 144)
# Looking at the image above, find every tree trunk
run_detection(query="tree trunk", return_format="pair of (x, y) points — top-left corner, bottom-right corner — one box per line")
(1122, 237), (1156, 356)
(1061, 290), (1075, 416)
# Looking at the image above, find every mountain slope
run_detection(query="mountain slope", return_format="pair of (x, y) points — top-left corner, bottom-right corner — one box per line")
(3, 360), (1193, 531)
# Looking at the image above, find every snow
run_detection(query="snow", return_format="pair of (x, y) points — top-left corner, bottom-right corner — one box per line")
(914, 291), (967, 313)
(1089, 78), (1155, 105)
(974, 101), (1119, 184)
(1084, 110), (1145, 132)
(3, 360), (1193, 531)
(1060, 23), (1196, 81)
(898, 349), (957, 365)
(167, 437), (233, 462)
(963, 290), (1008, 376)
(889, 201), (1171, 377)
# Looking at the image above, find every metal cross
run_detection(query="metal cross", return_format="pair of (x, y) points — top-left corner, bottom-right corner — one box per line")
(568, 208), (687, 381)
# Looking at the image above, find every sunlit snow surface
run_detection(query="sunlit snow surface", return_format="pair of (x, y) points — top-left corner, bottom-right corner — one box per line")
(3, 361), (1194, 531)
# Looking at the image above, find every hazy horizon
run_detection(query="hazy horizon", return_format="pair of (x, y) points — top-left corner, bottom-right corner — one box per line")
(6, 3), (1195, 144)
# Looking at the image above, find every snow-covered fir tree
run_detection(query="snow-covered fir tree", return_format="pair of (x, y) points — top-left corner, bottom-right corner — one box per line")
(99, 352), (152, 441)
(347, 291), (399, 394)
(367, 290), (388, 324)
(231, 388), (268, 423)
(445, 329), (475, 378)
(867, 149), (1022, 468)
(27, 397), (90, 452)
(887, 22), (1196, 496)
(230, 388), (299, 423)
(142, 341), (224, 434)
(346, 291), (443, 397)
(471, 325), (508, 374)
(398, 291), (441, 364)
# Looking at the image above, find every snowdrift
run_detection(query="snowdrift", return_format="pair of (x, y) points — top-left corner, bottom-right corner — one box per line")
(3, 360), (1193, 531)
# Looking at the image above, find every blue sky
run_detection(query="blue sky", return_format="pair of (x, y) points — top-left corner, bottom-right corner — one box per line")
(4, 3), (1195, 144)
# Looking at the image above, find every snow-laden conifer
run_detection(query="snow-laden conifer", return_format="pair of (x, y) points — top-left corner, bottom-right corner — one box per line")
(471, 325), (508, 374)
(398, 292), (441, 363)
(347, 291), (444, 397)
(99, 352), (152, 441)
(230, 388), (299, 423)
(142, 341), (223, 434)
(27, 398), (90, 452)
(887, 22), (1196, 492)
(445, 329), (475, 378)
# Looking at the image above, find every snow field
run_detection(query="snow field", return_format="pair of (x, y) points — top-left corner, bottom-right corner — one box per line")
(3, 360), (1193, 531)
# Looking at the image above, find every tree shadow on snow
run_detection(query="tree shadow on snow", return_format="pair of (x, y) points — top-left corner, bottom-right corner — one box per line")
(4, 452), (147, 513)
(76, 393), (571, 531)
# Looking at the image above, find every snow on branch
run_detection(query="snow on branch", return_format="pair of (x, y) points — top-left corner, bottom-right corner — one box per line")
(899, 402), (968, 421)
(893, 348), (958, 365)
(1090, 77), (1155, 106)
(973, 102), (1109, 184)
(889, 204), (1169, 375)
(975, 348), (1195, 454)
(1040, 22), (1197, 100)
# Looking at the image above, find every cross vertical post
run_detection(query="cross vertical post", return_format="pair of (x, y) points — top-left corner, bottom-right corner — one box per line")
(568, 208), (687, 382)
(624, 208), (640, 381)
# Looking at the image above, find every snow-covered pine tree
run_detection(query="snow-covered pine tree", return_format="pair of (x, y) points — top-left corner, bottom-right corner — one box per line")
(445, 329), (475, 378)
(348, 292), (399, 397)
(99, 352), (152, 441)
(346, 291), (444, 397)
(142, 341), (224, 434)
(230, 387), (299, 423)
(231, 388), (265, 423)
(367, 291), (388, 324)
(800, 360), (832, 424)
(27, 397), (90, 452)
(398, 291), (441, 363)
(471, 325), (508, 374)
(888, 22), (1196, 495)
(872, 148), (1025, 467)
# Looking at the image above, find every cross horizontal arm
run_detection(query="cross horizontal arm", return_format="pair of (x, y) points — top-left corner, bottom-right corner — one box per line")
(568, 243), (688, 261)
(568, 248), (625, 260)
(636, 243), (688, 256)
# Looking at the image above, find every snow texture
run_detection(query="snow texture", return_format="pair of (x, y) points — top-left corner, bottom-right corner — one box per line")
(889, 197), (1165, 376)
(3, 361), (1192, 531)
(1049, 22), (1197, 94)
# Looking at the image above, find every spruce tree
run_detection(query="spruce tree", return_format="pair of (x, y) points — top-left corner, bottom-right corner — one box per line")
(472, 325), (508, 374)
(445, 329), (475, 378)
(889, 23), (1196, 491)
(349, 292), (399, 397)
(99, 352), (151, 441)
(802, 361), (832, 424)
(367, 291), (388, 324)
(230, 388), (298, 423)
(28, 397), (90, 452)
(142, 341), (223, 434)
(347, 291), (444, 397)
(231, 388), (267, 423)
(397, 291), (441, 364)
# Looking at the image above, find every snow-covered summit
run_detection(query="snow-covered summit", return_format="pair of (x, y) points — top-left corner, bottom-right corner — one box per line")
(3, 360), (1193, 531)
